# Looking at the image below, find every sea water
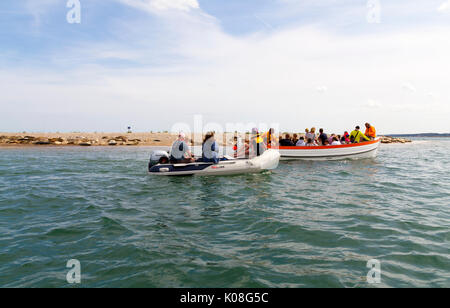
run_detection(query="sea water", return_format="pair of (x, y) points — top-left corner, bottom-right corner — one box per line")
(0, 139), (449, 287)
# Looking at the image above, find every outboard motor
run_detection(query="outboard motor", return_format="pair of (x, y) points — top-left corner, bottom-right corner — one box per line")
(149, 151), (170, 169)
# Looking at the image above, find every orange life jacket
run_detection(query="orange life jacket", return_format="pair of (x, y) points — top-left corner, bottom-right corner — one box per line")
(365, 126), (376, 138)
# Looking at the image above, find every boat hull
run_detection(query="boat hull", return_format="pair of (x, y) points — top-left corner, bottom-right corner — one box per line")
(149, 149), (280, 176)
(276, 139), (381, 161)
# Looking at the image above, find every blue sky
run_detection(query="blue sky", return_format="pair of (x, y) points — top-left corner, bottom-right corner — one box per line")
(1, 0), (450, 133)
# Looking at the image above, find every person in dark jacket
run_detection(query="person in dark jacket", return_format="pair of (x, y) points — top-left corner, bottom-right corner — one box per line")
(292, 133), (299, 145)
(318, 128), (328, 145)
(279, 133), (294, 146)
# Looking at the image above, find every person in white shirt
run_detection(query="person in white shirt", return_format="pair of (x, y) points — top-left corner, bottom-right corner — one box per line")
(296, 137), (306, 146)
(305, 127), (316, 143)
(305, 138), (318, 146)
(331, 136), (341, 145)
(170, 132), (195, 163)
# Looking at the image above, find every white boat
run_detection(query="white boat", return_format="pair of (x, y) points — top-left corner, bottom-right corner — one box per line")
(274, 138), (381, 161)
(148, 149), (280, 176)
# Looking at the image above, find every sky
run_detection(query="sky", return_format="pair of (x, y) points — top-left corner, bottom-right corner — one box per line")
(1, 0), (450, 134)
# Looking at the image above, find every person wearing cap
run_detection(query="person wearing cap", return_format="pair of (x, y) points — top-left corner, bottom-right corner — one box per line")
(170, 132), (195, 163)
(251, 128), (266, 157)
(350, 126), (370, 143)
(365, 123), (376, 140)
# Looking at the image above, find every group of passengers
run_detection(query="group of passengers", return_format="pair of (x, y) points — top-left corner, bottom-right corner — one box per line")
(170, 128), (267, 163)
(169, 123), (376, 163)
(169, 131), (221, 164)
(275, 123), (376, 147)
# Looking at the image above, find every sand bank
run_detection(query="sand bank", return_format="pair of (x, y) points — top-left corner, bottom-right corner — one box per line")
(0, 132), (236, 147)
(0, 132), (411, 147)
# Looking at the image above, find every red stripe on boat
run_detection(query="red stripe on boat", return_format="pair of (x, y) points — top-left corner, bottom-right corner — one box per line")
(269, 139), (380, 150)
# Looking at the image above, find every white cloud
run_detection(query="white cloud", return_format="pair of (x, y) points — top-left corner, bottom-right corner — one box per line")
(437, 1), (450, 13)
(402, 82), (417, 93)
(315, 86), (328, 93)
(118, 0), (199, 13)
(24, 0), (59, 26)
(364, 99), (382, 109)
(151, 0), (199, 11)
(426, 92), (437, 100)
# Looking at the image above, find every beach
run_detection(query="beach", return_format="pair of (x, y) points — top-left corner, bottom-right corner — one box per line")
(0, 132), (238, 147)
(0, 132), (411, 147)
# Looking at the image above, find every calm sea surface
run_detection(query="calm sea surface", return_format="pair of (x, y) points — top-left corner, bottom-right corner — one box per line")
(0, 138), (449, 288)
